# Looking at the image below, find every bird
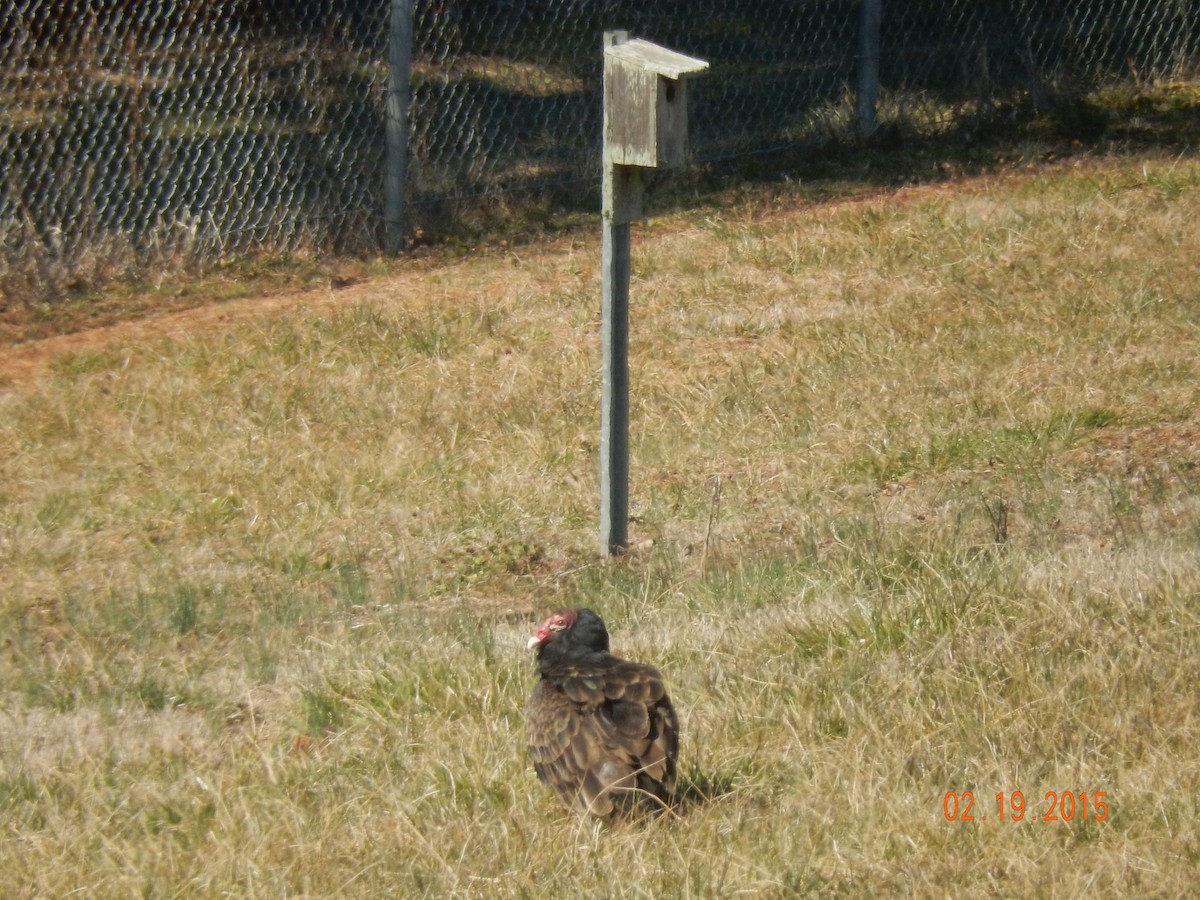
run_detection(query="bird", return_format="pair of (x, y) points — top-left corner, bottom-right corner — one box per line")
(525, 607), (679, 818)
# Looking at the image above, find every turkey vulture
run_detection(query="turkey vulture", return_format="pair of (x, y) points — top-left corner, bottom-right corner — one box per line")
(525, 608), (679, 818)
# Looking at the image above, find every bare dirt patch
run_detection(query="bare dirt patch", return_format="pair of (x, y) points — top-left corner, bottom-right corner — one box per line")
(0, 233), (596, 384)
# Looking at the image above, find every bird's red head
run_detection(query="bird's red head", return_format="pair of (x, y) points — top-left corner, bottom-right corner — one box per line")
(527, 609), (579, 651)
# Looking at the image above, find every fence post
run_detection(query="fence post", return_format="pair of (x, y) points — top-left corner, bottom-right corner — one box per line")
(857, 0), (881, 138)
(385, 0), (415, 253)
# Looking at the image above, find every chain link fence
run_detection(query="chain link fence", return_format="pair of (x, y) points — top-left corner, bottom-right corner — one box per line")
(878, 1), (1197, 137)
(2, 1), (1197, 299)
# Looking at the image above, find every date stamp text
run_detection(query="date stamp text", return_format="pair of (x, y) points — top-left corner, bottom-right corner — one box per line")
(943, 791), (1108, 823)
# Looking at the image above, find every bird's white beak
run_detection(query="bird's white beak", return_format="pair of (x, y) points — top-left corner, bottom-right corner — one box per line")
(527, 623), (554, 651)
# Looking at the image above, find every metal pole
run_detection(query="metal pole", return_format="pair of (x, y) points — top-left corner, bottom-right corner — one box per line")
(385, 0), (414, 253)
(600, 30), (632, 556)
(600, 217), (631, 555)
(858, 0), (881, 138)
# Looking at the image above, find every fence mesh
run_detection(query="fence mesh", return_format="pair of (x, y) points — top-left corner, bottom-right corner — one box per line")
(2, 1), (1197, 295)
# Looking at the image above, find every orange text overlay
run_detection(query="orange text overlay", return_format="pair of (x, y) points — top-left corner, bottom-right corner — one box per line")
(943, 791), (1109, 823)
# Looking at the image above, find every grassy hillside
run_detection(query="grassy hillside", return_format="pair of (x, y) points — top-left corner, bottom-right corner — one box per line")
(2, 153), (1199, 895)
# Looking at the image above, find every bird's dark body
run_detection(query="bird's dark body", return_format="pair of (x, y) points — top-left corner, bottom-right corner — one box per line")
(526, 608), (679, 818)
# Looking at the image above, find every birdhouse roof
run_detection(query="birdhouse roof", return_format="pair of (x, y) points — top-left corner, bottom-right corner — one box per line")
(604, 38), (709, 79)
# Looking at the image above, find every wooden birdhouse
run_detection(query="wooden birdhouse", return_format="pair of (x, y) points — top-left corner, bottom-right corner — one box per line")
(603, 36), (709, 170)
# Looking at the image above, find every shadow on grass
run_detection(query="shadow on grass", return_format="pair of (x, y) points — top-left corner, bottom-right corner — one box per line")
(648, 80), (1200, 221)
(673, 764), (742, 814)
(596, 768), (741, 828)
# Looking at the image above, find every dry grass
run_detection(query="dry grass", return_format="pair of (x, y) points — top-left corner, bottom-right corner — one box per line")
(2, 152), (1200, 896)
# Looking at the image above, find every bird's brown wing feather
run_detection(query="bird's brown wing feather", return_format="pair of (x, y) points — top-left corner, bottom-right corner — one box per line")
(527, 659), (678, 817)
